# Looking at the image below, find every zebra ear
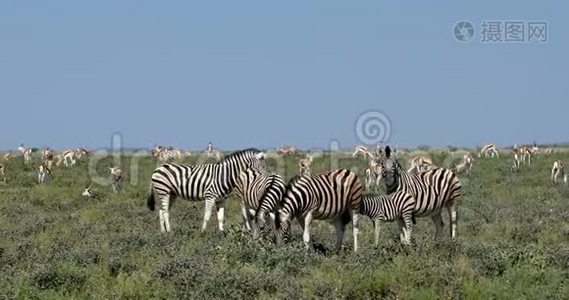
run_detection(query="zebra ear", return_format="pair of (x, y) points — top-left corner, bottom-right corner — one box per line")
(385, 146), (391, 158)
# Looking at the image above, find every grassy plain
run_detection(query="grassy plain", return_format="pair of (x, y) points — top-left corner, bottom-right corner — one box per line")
(1, 149), (568, 298)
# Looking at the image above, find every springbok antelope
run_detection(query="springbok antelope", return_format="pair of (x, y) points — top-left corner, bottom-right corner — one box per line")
(2, 152), (12, 161)
(277, 145), (298, 156)
(365, 159), (382, 191)
(511, 152), (521, 172)
(75, 148), (89, 160)
(62, 149), (77, 166)
(41, 148), (53, 160)
(298, 154), (314, 176)
(479, 143), (499, 158)
(514, 145), (534, 165)
(207, 149), (222, 162)
(454, 153), (474, 174)
(407, 156), (433, 174)
(18, 144), (33, 164)
(38, 162), (51, 184)
(82, 187), (93, 198)
(109, 166), (124, 192)
(53, 153), (64, 167)
(551, 160), (566, 184)
(352, 145), (374, 159)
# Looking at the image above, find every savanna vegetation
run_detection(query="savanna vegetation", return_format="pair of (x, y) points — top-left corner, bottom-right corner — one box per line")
(1, 149), (568, 298)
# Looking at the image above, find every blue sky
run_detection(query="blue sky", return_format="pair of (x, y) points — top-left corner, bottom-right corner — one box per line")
(0, 1), (566, 150)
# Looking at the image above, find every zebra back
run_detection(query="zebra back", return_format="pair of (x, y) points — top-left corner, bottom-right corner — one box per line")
(150, 148), (264, 202)
(361, 191), (415, 222)
(278, 169), (363, 222)
(392, 167), (460, 217)
(235, 167), (285, 217)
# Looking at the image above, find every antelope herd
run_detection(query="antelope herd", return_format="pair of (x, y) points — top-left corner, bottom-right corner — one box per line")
(0, 141), (567, 197)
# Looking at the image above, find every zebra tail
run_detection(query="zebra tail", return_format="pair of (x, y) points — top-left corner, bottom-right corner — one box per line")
(412, 214), (417, 225)
(147, 192), (155, 211)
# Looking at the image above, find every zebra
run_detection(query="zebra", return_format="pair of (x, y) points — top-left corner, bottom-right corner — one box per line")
(360, 191), (416, 246)
(275, 169), (363, 252)
(234, 166), (286, 239)
(380, 146), (461, 239)
(147, 148), (266, 233)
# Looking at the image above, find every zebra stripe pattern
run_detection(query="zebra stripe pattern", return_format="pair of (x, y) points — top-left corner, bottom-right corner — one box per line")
(234, 166), (286, 239)
(275, 169), (363, 251)
(147, 148), (265, 233)
(361, 191), (416, 246)
(380, 146), (461, 239)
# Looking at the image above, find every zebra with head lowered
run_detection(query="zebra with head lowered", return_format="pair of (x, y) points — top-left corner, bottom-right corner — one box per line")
(379, 146), (461, 239)
(275, 169), (363, 252)
(147, 148), (266, 233)
(234, 164), (286, 239)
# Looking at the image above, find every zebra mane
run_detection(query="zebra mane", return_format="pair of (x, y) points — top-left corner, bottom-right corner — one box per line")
(220, 148), (261, 163)
(254, 175), (277, 219)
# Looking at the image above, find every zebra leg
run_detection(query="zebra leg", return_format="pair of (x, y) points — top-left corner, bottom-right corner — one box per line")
(157, 194), (171, 233)
(216, 199), (226, 231)
(201, 198), (215, 231)
(352, 212), (360, 252)
(373, 219), (381, 247)
(397, 219), (406, 244)
(401, 213), (413, 245)
(240, 203), (251, 231)
(301, 212), (313, 250)
(446, 203), (458, 239)
(431, 213), (444, 240)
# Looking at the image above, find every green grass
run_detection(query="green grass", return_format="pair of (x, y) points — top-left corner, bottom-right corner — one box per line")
(1, 151), (568, 299)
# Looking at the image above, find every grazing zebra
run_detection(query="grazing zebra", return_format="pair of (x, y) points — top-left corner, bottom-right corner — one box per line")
(551, 160), (566, 184)
(234, 166), (286, 239)
(109, 167), (124, 192)
(298, 154), (313, 176)
(147, 148), (266, 233)
(407, 156), (434, 174)
(275, 169), (363, 252)
(360, 191), (416, 246)
(38, 162), (51, 184)
(479, 143), (499, 158)
(380, 146), (461, 239)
